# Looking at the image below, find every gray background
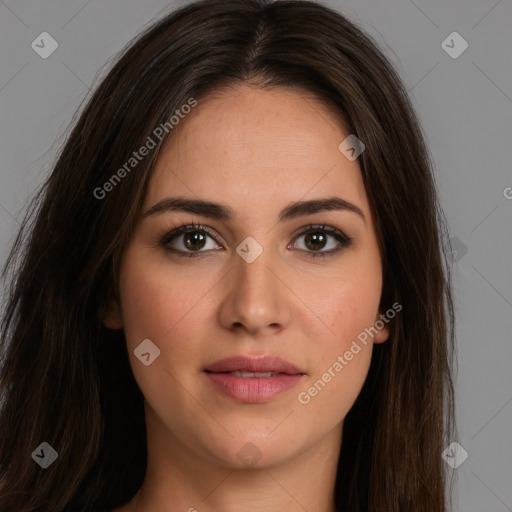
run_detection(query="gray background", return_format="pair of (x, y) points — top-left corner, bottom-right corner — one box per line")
(0, 0), (511, 510)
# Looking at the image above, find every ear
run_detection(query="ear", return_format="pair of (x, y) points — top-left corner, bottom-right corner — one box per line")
(373, 311), (390, 344)
(103, 299), (123, 330)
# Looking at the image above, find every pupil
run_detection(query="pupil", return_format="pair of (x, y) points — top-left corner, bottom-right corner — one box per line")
(306, 232), (326, 250)
(184, 231), (206, 250)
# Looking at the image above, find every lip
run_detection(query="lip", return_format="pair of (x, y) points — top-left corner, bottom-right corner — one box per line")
(204, 355), (305, 374)
(204, 356), (306, 404)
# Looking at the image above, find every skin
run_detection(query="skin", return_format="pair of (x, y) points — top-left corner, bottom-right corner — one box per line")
(107, 84), (389, 512)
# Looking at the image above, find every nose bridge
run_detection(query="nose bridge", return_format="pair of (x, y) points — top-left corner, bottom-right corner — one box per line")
(219, 240), (289, 333)
(235, 243), (281, 308)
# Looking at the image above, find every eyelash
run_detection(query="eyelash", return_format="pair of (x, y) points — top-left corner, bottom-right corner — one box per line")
(159, 221), (353, 259)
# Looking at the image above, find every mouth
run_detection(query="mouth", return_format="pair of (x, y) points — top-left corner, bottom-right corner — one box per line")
(203, 356), (305, 403)
(204, 355), (305, 375)
(206, 371), (291, 378)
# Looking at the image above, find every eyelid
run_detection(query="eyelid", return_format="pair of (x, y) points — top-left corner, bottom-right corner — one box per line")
(159, 221), (223, 248)
(289, 224), (352, 258)
(159, 222), (352, 258)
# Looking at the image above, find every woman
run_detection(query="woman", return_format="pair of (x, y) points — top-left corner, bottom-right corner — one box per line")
(0, 1), (456, 511)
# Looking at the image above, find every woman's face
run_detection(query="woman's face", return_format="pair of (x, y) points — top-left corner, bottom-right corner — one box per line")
(106, 84), (389, 469)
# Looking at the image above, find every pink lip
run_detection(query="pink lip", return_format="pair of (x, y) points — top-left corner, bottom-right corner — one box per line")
(204, 356), (306, 404)
(204, 355), (304, 374)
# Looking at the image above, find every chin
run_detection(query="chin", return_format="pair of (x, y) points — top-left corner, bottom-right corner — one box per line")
(206, 431), (307, 470)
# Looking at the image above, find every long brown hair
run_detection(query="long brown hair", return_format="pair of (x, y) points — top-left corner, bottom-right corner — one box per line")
(0, 1), (456, 510)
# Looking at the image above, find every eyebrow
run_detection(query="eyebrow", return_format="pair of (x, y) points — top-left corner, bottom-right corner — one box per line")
(142, 196), (366, 223)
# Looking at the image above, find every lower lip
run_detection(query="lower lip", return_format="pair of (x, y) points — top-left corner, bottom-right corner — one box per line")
(204, 372), (304, 403)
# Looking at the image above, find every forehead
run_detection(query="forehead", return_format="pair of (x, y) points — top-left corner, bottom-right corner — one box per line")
(146, 85), (368, 216)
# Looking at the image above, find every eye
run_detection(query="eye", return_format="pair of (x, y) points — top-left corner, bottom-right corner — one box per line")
(289, 224), (352, 258)
(159, 222), (222, 258)
(159, 222), (352, 259)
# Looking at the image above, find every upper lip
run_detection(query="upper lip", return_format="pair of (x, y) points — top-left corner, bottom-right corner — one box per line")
(204, 356), (305, 375)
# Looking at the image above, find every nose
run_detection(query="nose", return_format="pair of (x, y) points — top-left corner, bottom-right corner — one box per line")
(218, 247), (291, 336)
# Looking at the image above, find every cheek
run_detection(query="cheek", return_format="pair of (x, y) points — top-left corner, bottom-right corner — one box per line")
(116, 254), (208, 418)
(296, 261), (382, 415)
(118, 248), (208, 340)
(305, 254), (383, 351)
(120, 252), (202, 379)
(118, 270), (174, 346)
(296, 294), (377, 423)
(117, 249), (222, 385)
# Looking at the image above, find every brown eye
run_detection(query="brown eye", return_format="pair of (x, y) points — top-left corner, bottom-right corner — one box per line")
(160, 223), (222, 257)
(303, 231), (328, 251)
(291, 225), (352, 258)
(181, 230), (208, 251)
